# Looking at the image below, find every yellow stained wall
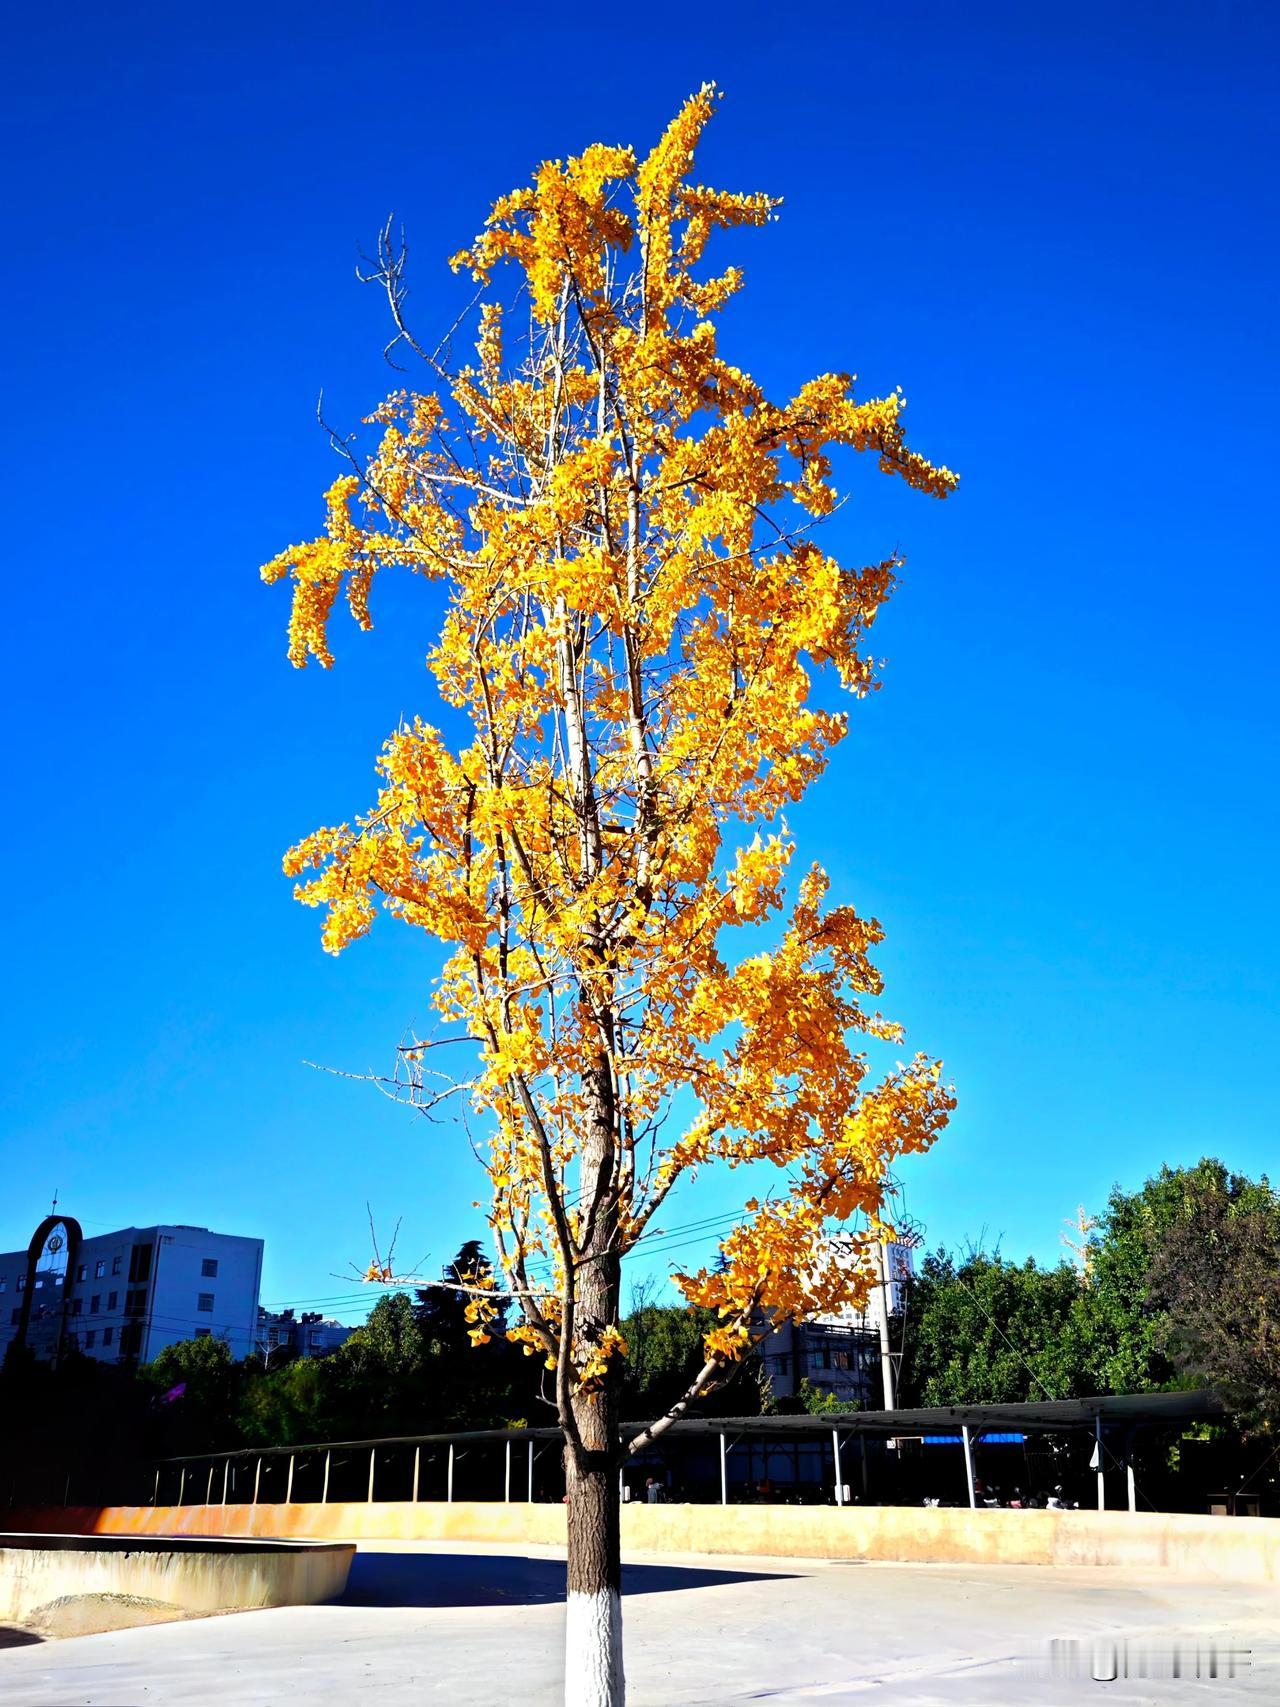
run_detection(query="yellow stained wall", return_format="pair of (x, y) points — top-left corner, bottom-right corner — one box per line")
(14, 1501), (1280, 1582)
(0, 1535), (352, 1624)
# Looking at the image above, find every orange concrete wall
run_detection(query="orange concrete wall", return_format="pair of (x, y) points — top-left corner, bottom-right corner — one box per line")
(11, 1500), (1280, 1582)
(9, 1502), (567, 1547)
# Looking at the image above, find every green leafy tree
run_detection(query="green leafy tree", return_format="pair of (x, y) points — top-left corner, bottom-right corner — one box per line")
(1082, 1158), (1280, 1394)
(415, 1242), (540, 1428)
(239, 1355), (328, 1447)
(140, 1335), (245, 1456)
(1144, 1175), (1280, 1430)
(621, 1296), (762, 1420)
(898, 1249), (1097, 1406)
(416, 1240), (507, 1354)
(321, 1293), (428, 1435)
(793, 1377), (848, 1416)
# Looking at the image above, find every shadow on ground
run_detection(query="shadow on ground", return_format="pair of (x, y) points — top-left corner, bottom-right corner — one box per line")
(338, 1552), (796, 1609)
(0, 1626), (43, 1649)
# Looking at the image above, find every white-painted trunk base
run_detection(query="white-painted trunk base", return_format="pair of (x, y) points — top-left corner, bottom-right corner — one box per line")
(565, 1586), (624, 1707)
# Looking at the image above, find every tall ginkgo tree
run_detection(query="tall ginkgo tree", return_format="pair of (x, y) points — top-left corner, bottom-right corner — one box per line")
(263, 87), (956, 1707)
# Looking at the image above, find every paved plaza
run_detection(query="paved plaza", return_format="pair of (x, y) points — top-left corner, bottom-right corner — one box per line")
(0, 1540), (1274, 1705)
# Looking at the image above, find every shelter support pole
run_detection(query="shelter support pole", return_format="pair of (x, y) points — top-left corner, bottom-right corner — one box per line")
(527, 1438), (534, 1502)
(252, 1457), (261, 1506)
(221, 1460), (228, 1506)
(206, 1464), (214, 1505)
(860, 1432), (868, 1499)
(412, 1446), (420, 1503)
(285, 1453), (295, 1505)
(962, 1425), (977, 1509)
(505, 1439), (511, 1502)
(367, 1447), (376, 1504)
(447, 1442), (454, 1503)
(152, 1468), (159, 1507)
(322, 1450), (330, 1505)
(833, 1429), (845, 1505)
(1096, 1417), (1105, 1511)
(1125, 1427), (1137, 1513)
(719, 1432), (728, 1506)
(178, 1467), (186, 1507)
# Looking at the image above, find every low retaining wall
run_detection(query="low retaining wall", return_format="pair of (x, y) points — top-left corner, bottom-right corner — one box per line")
(0, 1532), (354, 1627)
(13, 1501), (1280, 1582)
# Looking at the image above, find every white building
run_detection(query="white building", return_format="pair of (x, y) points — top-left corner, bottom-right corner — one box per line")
(757, 1238), (915, 1409)
(256, 1307), (352, 1360)
(0, 1218), (263, 1365)
(826, 1236), (914, 1335)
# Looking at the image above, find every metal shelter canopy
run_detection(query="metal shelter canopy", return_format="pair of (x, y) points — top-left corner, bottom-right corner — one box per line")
(658, 1389), (1228, 1438)
(157, 1389), (1226, 1467)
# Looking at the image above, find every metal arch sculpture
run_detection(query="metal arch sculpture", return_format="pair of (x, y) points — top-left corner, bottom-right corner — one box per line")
(8, 1213), (84, 1367)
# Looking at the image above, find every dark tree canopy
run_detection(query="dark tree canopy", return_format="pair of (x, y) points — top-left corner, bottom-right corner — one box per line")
(897, 1249), (1099, 1407)
(1144, 1170), (1280, 1430)
(1082, 1157), (1280, 1399)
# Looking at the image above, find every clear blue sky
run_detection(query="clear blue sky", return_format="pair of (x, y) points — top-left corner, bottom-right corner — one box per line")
(2, 2), (1276, 1323)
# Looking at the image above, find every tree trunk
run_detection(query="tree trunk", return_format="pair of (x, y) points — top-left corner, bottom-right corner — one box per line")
(564, 1048), (624, 1706)
(564, 1400), (623, 1707)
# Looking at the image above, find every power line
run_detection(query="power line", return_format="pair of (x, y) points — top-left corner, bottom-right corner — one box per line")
(950, 1272), (1062, 1406)
(259, 1205), (750, 1313)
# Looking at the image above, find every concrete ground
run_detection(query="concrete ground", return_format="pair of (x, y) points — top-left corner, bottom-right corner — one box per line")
(0, 1539), (1275, 1705)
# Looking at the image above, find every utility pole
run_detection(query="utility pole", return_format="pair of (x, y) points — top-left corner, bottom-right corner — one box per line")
(876, 1239), (897, 1412)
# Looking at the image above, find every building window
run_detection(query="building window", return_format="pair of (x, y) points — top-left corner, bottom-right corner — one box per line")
(90, 1295), (101, 1314)
(0, 1278), (6, 1293)
(75, 1264), (85, 1282)
(111, 1255), (123, 1275)
(85, 1329), (97, 1348)
(197, 1293), (215, 1313)
(71, 1298), (82, 1316)
(17, 1275), (26, 1292)
(201, 1258), (219, 1279)
(103, 1326), (114, 1346)
(107, 1291), (118, 1311)
(94, 1260), (106, 1279)
(195, 1328), (212, 1339)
